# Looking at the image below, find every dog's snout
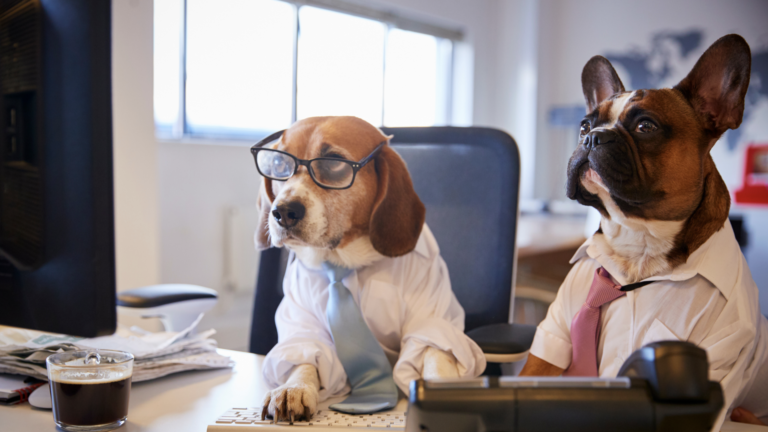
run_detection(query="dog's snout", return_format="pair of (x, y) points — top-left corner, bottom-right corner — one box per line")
(584, 129), (618, 149)
(272, 201), (306, 228)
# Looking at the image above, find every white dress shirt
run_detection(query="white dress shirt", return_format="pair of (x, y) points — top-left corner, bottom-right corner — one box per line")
(530, 220), (768, 429)
(262, 224), (486, 400)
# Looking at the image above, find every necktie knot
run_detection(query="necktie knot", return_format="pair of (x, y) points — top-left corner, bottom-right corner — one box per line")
(323, 261), (353, 284)
(585, 267), (624, 308)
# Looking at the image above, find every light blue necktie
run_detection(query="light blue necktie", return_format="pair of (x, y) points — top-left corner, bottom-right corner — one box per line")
(323, 262), (398, 414)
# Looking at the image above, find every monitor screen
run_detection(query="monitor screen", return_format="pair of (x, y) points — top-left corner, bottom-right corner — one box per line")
(0, 0), (116, 337)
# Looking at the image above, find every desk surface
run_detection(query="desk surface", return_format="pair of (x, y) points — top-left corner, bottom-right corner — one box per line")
(516, 213), (586, 257)
(1, 349), (266, 432)
(0, 349), (764, 432)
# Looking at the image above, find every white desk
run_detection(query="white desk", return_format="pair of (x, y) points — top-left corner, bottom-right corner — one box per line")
(0, 349), (763, 432)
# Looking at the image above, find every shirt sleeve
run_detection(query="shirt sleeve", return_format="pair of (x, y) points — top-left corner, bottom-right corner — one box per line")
(393, 244), (486, 394)
(735, 316), (768, 424)
(262, 260), (350, 401)
(697, 300), (761, 431)
(528, 259), (590, 370)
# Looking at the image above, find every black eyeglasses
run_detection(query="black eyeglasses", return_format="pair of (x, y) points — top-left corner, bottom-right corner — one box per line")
(250, 129), (385, 190)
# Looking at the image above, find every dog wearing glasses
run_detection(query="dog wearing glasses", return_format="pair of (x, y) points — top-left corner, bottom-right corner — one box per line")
(521, 35), (768, 427)
(254, 116), (485, 421)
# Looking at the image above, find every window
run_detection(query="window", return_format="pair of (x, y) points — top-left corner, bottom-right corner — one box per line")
(296, 7), (385, 126)
(154, 0), (462, 140)
(384, 29), (453, 126)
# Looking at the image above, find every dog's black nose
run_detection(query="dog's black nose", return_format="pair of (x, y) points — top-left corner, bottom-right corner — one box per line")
(272, 201), (306, 228)
(584, 129), (618, 149)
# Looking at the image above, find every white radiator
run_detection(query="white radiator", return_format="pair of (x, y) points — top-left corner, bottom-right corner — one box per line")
(222, 205), (260, 292)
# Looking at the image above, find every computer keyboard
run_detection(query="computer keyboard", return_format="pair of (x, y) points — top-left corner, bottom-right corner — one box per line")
(207, 408), (407, 431)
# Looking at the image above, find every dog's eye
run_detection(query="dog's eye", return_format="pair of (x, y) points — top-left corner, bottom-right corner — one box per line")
(636, 120), (658, 133)
(579, 123), (591, 136)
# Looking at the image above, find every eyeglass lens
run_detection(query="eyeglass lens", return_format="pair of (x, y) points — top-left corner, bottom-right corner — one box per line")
(256, 149), (356, 188)
(309, 159), (355, 188)
(257, 150), (296, 179)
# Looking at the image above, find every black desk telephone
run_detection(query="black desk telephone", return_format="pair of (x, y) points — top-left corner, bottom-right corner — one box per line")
(407, 341), (723, 432)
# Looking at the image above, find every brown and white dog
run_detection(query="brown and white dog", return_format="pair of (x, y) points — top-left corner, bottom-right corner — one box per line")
(254, 116), (423, 269)
(521, 35), (768, 426)
(255, 116), (483, 421)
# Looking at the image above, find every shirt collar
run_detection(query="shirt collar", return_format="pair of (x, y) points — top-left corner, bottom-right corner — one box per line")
(293, 223), (432, 275)
(412, 224), (432, 259)
(570, 219), (740, 300)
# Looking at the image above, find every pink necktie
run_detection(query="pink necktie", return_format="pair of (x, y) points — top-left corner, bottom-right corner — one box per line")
(563, 267), (625, 377)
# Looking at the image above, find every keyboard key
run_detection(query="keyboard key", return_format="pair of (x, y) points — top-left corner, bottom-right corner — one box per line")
(213, 408), (407, 429)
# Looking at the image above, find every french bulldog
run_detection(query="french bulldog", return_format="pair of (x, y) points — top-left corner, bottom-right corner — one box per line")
(521, 34), (768, 427)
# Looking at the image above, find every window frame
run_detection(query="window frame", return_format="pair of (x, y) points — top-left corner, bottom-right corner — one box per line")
(155, 0), (464, 142)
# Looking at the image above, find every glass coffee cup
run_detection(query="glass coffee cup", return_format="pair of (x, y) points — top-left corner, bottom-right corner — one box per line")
(46, 350), (134, 431)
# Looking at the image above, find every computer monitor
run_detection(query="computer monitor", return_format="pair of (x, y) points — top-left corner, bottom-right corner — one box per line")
(0, 0), (116, 337)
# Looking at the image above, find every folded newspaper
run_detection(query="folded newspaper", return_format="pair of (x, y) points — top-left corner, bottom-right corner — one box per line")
(0, 315), (234, 382)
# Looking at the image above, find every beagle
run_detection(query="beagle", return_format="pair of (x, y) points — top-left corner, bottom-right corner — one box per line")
(254, 116), (485, 421)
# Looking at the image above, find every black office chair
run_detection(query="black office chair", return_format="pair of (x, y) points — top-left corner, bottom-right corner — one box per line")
(249, 127), (536, 374)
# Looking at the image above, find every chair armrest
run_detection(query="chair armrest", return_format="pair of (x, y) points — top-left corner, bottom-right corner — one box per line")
(117, 284), (217, 308)
(117, 284), (218, 332)
(466, 323), (536, 363)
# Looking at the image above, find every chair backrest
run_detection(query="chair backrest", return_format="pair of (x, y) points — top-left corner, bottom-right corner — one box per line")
(250, 127), (520, 355)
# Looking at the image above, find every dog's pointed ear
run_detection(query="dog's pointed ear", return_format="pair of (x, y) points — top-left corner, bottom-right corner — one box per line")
(254, 178), (275, 251)
(674, 34), (751, 141)
(582, 56), (626, 113)
(369, 145), (426, 257)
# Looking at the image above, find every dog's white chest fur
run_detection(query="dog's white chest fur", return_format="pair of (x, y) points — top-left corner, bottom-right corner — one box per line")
(582, 169), (683, 282)
(289, 235), (385, 270)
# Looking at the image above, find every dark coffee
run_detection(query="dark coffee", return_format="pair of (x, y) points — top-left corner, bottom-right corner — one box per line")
(50, 377), (132, 426)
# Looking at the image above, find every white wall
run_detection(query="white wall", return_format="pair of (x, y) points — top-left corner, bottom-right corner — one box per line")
(157, 142), (260, 291)
(112, 0), (161, 292)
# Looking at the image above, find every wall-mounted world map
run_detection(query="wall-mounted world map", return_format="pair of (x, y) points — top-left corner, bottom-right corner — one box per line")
(549, 31), (768, 153)
(605, 30), (768, 151)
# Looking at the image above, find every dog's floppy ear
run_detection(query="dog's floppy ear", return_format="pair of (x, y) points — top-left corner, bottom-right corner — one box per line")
(674, 34), (751, 143)
(582, 55), (626, 113)
(254, 178), (276, 250)
(369, 145), (426, 257)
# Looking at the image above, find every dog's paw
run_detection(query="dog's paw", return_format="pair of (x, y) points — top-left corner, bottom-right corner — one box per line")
(422, 346), (460, 380)
(261, 382), (319, 422)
